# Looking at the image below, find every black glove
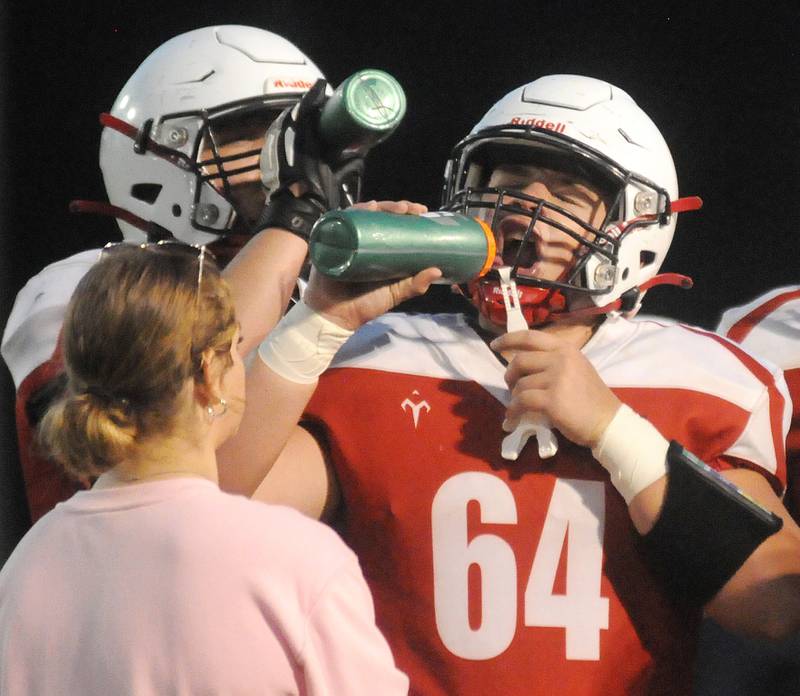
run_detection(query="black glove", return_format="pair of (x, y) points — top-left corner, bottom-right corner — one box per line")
(258, 79), (364, 240)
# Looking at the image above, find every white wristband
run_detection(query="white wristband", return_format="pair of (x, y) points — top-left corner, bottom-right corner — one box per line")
(591, 404), (669, 505)
(258, 300), (354, 384)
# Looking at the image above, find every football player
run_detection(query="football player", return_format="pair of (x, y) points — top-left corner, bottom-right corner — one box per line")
(686, 291), (800, 696)
(2, 25), (326, 521)
(219, 74), (800, 695)
(718, 286), (800, 522)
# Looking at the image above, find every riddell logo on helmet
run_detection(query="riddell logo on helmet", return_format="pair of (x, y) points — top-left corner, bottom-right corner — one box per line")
(489, 284), (522, 298)
(510, 117), (567, 133)
(272, 79), (314, 89)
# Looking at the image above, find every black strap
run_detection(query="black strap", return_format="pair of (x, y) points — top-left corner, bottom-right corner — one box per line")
(638, 441), (782, 606)
(255, 190), (327, 241)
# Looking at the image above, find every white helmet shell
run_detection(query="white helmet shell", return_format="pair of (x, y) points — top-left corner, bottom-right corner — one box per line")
(444, 74), (679, 312)
(99, 25), (325, 244)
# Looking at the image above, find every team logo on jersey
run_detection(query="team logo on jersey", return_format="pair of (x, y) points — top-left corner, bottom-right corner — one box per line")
(401, 390), (430, 429)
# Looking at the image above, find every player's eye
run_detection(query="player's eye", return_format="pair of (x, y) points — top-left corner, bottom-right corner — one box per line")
(553, 190), (579, 204)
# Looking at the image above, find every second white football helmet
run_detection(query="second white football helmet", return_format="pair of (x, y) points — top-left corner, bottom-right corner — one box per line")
(98, 25), (325, 245)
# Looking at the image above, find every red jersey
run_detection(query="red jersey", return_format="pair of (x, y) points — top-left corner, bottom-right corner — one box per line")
(1, 251), (99, 522)
(718, 285), (800, 522)
(304, 312), (789, 696)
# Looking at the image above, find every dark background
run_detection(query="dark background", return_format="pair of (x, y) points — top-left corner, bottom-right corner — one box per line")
(1, 1), (798, 546)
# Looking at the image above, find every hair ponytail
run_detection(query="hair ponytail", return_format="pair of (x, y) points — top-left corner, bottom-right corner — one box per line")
(38, 390), (138, 478)
(37, 244), (236, 476)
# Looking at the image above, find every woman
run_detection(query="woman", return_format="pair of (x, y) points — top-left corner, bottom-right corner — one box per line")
(0, 243), (408, 695)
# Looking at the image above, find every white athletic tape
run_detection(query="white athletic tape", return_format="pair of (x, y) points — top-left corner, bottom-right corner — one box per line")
(591, 404), (669, 505)
(258, 300), (353, 384)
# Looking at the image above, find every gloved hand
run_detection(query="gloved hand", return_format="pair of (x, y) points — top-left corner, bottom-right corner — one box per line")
(258, 79), (364, 240)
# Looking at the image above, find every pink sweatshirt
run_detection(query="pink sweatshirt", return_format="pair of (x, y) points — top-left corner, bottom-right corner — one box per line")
(0, 478), (408, 695)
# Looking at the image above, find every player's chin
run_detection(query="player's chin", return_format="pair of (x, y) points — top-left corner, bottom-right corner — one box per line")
(513, 262), (542, 279)
(208, 234), (250, 267)
(230, 182), (267, 219)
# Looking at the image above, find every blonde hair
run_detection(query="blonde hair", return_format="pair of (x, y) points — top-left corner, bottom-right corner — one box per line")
(38, 245), (237, 479)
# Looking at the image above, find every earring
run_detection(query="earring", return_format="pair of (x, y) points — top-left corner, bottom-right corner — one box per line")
(206, 398), (228, 420)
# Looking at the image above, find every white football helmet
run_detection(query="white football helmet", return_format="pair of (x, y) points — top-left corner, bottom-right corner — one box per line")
(442, 74), (700, 326)
(97, 25), (325, 245)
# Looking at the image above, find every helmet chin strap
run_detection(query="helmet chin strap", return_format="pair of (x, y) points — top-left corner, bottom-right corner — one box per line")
(549, 273), (694, 322)
(469, 271), (693, 328)
(496, 266), (559, 461)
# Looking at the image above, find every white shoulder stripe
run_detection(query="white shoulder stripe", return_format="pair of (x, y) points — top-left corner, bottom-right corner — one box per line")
(717, 288), (800, 369)
(332, 313), (511, 404)
(332, 313), (779, 414)
(332, 313), (788, 478)
(717, 285), (800, 335)
(586, 317), (776, 413)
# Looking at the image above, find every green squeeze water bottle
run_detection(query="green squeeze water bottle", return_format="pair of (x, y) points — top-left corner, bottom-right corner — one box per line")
(318, 69), (407, 158)
(309, 209), (497, 284)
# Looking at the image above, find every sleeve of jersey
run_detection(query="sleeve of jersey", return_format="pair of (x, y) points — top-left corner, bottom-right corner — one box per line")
(300, 554), (409, 696)
(671, 327), (793, 494)
(1, 274), (56, 390)
(1, 253), (96, 390)
(720, 368), (791, 494)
